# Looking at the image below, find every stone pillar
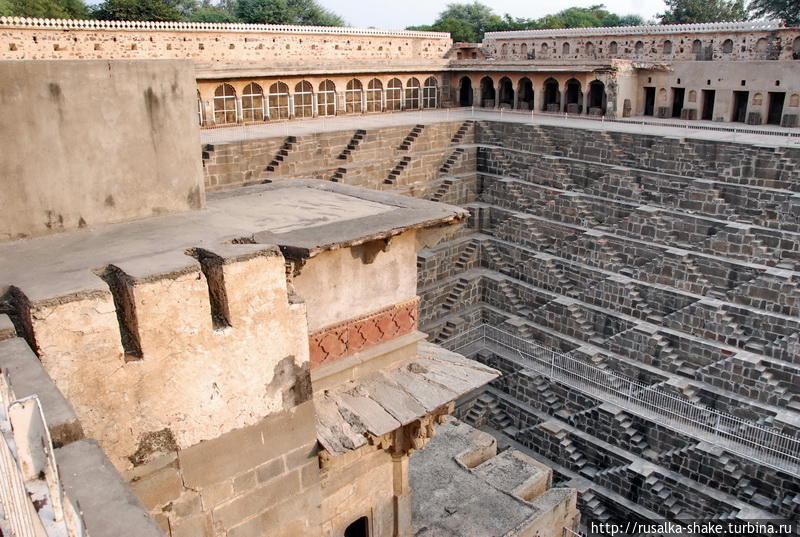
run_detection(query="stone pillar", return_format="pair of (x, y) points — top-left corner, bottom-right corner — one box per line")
(513, 86), (520, 110)
(236, 96), (243, 123)
(472, 87), (480, 108)
(560, 89), (567, 113)
(582, 90), (589, 115)
(392, 455), (413, 537)
(203, 99), (213, 126)
(337, 92), (346, 115)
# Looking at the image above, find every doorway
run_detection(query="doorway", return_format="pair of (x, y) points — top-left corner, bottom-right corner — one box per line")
(459, 77), (473, 107)
(671, 87), (685, 118)
(701, 90), (715, 121)
(732, 91), (748, 122)
(767, 92), (785, 125)
(643, 87), (655, 116)
(344, 517), (369, 537)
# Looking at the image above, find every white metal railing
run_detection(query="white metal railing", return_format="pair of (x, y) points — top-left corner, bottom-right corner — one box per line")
(442, 323), (800, 477)
(0, 369), (84, 537)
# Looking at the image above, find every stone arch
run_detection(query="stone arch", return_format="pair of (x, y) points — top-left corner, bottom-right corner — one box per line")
(518, 77), (534, 110)
(588, 80), (606, 114)
(634, 40), (644, 55)
(366, 78), (383, 112)
(565, 78), (582, 113)
(422, 76), (438, 109)
(458, 76), (473, 107)
(794, 36), (800, 59)
(345, 78), (363, 114)
(405, 77), (421, 109)
(722, 38), (733, 54)
(520, 43), (528, 57)
(213, 83), (237, 124)
(501, 43), (508, 57)
(386, 78), (403, 110)
(541, 42), (549, 56)
(268, 81), (289, 120)
(753, 92), (763, 106)
(241, 82), (265, 122)
(585, 41), (595, 56)
(688, 90), (697, 103)
(562, 42), (570, 56)
(609, 41), (618, 56)
(480, 76), (495, 108)
(542, 77), (560, 112)
(658, 88), (667, 103)
(498, 76), (514, 108)
(663, 39), (673, 56)
(294, 80), (313, 118)
(789, 93), (800, 107)
(318, 79), (336, 116)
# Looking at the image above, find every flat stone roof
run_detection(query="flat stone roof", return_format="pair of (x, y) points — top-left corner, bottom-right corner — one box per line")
(0, 180), (466, 303)
(410, 418), (569, 537)
(314, 342), (499, 456)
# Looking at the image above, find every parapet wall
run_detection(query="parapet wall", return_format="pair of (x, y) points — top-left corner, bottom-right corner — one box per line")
(478, 21), (800, 63)
(0, 17), (451, 66)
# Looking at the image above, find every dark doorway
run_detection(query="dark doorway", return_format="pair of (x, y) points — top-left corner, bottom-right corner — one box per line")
(458, 77), (473, 107)
(565, 78), (582, 113)
(588, 80), (606, 114)
(671, 87), (685, 118)
(480, 77), (495, 108)
(732, 91), (748, 122)
(518, 77), (534, 110)
(643, 87), (655, 116)
(701, 90), (715, 121)
(767, 92), (785, 125)
(498, 77), (514, 108)
(543, 78), (560, 112)
(344, 517), (369, 537)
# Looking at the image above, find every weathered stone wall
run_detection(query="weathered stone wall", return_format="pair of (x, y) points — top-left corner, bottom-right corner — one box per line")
(0, 60), (204, 242)
(0, 18), (450, 65)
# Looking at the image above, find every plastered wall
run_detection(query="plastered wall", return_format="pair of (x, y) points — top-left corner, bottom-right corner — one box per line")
(0, 59), (204, 242)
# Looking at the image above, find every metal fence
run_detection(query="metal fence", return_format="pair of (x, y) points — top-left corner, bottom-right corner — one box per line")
(442, 323), (800, 477)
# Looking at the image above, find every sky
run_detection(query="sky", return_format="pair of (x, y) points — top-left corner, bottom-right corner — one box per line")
(318, 0), (669, 30)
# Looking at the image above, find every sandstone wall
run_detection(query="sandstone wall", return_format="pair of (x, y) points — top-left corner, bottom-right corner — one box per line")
(0, 59), (204, 242)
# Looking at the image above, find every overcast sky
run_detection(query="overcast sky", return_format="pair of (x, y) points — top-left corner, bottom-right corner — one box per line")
(319, 0), (669, 29)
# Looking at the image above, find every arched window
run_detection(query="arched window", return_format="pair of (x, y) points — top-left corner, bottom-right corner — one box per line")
(366, 78), (383, 113)
(541, 42), (549, 56)
(688, 90), (697, 103)
(588, 80), (606, 113)
(663, 40), (672, 56)
(241, 82), (264, 122)
(756, 37), (768, 53)
(268, 81), (289, 120)
(294, 80), (313, 118)
(344, 517), (368, 537)
(405, 77), (420, 110)
(722, 39), (733, 54)
(634, 41), (644, 55)
(585, 41), (595, 56)
(318, 80), (336, 116)
(608, 41), (618, 56)
(345, 78), (363, 114)
(692, 39), (702, 55)
(501, 43), (508, 57)
(793, 36), (800, 59)
(520, 43), (528, 57)
(213, 83), (237, 124)
(422, 76), (438, 109)
(197, 89), (204, 126)
(562, 42), (570, 56)
(789, 93), (799, 107)
(386, 78), (402, 111)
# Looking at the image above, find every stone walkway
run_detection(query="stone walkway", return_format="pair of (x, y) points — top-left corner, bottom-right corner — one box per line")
(201, 108), (800, 148)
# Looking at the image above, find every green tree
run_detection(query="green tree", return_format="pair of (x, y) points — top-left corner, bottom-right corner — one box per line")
(185, 6), (237, 21)
(4, 0), (89, 18)
(601, 13), (645, 26)
(412, 2), (504, 40)
(234, 0), (345, 26)
(93, 0), (182, 20)
(658, 0), (748, 23)
(748, 0), (799, 25)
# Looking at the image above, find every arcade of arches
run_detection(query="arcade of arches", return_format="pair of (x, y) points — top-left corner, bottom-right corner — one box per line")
(458, 74), (608, 115)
